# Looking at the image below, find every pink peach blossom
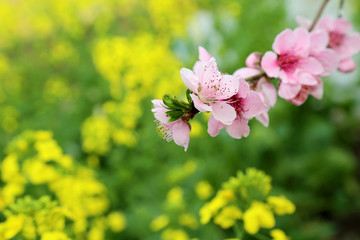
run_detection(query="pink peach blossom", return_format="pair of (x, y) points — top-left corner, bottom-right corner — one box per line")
(287, 77), (323, 106)
(207, 74), (267, 139)
(180, 47), (239, 125)
(234, 67), (276, 127)
(261, 27), (325, 103)
(152, 99), (190, 151)
(298, 15), (360, 73)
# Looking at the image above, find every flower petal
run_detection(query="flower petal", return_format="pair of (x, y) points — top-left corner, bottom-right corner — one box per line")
(272, 29), (296, 54)
(260, 81), (277, 107)
(225, 116), (250, 139)
(312, 49), (339, 76)
(234, 67), (261, 79)
(278, 82), (301, 99)
(338, 58), (356, 73)
(242, 91), (267, 119)
(180, 68), (199, 93)
(199, 46), (212, 62)
(190, 94), (212, 112)
(215, 74), (240, 100)
(261, 52), (280, 78)
(172, 121), (190, 151)
(310, 29), (329, 53)
(293, 27), (310, 56)
(301, 57), (324, 75)
(212, 102), (236, 125)
(256, 112), (269, 127)
(207, 114), (224, 137)
(334, 18), (352, 34)
(297, 72), (318, 86)
(310, 80), (323, 99)
(245, 52), (262, 68)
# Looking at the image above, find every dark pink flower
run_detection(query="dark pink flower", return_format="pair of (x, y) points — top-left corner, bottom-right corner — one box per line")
(152, 99), (190, 151)
(180, 47), (239, 125)
(298, 15), (360, 73)
(261, 27), (324, 103)
(234, 67), (276, 127)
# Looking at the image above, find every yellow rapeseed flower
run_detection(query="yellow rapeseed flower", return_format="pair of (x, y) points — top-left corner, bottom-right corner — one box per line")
(150, 215), (170, 232)
(107, 212), (126, 232)
(270, 229), (289, 240)
(267, 196), (296, 215)
(214, 205), (242, 229)
(195, 181), (214, 200)
(161, 228), (190, 240)
(243, 202), (275, 234)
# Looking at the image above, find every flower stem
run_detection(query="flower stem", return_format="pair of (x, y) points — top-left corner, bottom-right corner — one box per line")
(338, 0), (345, 18)
(309, 0), (330, 31)
(233, 222), (244, 239)
(244, 72), (266, 83)
(254, 233), (272, 240)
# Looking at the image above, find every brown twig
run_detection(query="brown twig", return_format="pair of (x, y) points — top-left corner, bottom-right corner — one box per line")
(338, 0), (345, 18)
(309, 0), (330, 31)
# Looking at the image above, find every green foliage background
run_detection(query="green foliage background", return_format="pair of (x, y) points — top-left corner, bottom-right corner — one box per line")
(0, 0), (359, 239)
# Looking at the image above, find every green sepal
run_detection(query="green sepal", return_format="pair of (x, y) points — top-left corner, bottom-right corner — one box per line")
(186, 89), (193, 104)
(166, 110), (184, 122)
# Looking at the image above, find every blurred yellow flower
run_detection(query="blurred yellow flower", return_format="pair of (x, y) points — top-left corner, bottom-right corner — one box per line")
(270, 229), (289, 240)
(150, 215), (170, 232)
(243, 202), (275, 234)
(214, 205), (242, 229)
(195, 181), (214, 200)
(267, 196), (296, 215)
(107, 212), (126, 232)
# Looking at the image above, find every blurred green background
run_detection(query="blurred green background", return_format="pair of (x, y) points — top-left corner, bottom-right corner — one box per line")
(0, 0), (360, 239)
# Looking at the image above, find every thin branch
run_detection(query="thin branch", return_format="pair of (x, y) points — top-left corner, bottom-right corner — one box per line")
(244, 72), (266, 82)
(309, 0), (330, 31)
(338, 0), (345, 18)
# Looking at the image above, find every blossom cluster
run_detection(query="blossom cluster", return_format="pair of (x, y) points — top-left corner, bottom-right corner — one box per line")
(0, 131), (126, 240)
(152, 15), (360, 151)
(199, 168), (295, 239)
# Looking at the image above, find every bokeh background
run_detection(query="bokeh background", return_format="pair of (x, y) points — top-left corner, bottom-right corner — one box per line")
(0, 0), (360, 239)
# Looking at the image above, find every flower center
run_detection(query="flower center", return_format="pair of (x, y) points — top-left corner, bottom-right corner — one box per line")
(229, 96), (245, 115)
(328, 31), (344, 48)
(277, 54), (301, 73)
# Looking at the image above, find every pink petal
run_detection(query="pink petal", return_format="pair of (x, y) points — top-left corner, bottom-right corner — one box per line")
(278, 82), (301, 99)
(301, 57), (324, 75)
(256, 112), (269, 127)
(190, 94), (212, 112)
(234, 67), (261, 79)
(242, 91), (267, 119)
(261, 81), (277, 107)
(236, 78), (250, 99)
(297, 72), (318, 86)
(312, 49), (339, 76)
(245, 52), (262, 68)
(338, 58), (356, 73)
(172, 121), (190, 151)
(151, 99), (164, 109)
(199, 46), (212, 62)
(151, 100), (170, 123)
(207, 114), (224, 137)
(293, 27), (310, 56)
(212, 102), (237, 125)
(180, 68), (199, 93)
(225, 116), (250, 139)
(334, 18), (352, 34)
(317, 16), (334, 32)
(215, 74), (240, 100)
(288, 91), (308, 106)
(296, 16), (311, 29)
(343, 33), (360, 57)
(310, 80), (323, 99)
(261, 51), (280, 78)
(272, 29), (296, 54)
(310, 29), (329, 53)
